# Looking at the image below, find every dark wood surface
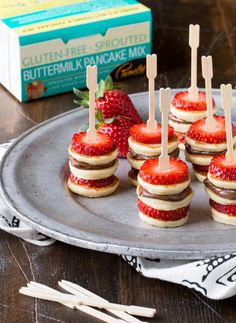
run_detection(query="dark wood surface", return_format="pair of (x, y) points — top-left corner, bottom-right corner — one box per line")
(1, 1), (236, 322)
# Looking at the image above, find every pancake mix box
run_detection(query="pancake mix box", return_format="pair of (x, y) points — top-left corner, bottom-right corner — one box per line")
(0, 0), (152, 102)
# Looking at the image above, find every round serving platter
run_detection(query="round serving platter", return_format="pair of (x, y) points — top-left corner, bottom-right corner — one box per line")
(1, 89), (236, 260)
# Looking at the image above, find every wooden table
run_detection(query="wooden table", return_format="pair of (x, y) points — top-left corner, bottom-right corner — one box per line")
(0, 1), (236, 322)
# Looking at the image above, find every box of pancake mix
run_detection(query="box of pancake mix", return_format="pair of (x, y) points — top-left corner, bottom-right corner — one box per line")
(0, 0), (152, 102)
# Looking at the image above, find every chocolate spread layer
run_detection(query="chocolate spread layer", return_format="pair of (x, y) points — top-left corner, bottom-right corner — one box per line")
(128, 168), (139, 180)
(204, 178), (236, 200)
(128, 147), (179, 160)
(69, 156), (116, 170)
(185, 144), (226, 156)
(137, 186), (192, 201)
(169, 114), (192, 124)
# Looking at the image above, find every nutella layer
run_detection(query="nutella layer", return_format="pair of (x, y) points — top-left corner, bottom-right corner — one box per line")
(128, 147), (180, 160)
(137, 185), (192, 202)
(204, 178), (236, 200)
(169, 114), (192, 125)
(185, 144), (225, 156)
(128, 168), (139, 180)
(69, 156), (116, 170)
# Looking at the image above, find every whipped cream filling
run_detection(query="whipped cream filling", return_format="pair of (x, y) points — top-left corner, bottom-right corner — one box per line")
(128, 136), (178, 156)
(68, 145), (118, 165)
(69, 160), (118, 180)
(138, 176), (191, 195)
(139, 212), (188, 227)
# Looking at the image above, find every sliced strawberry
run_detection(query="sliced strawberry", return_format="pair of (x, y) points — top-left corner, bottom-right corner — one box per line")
(186, 116), (236, 144)
(139, 158), (189, 185)
(137, 199), (189, 220)
(172, 91), (214, 111)
(175, 131), (186, 143)
(70, 174), (115, 188)
(129, 123), (174, 144)
(71, 131), (114, 156)
(210, 199), (236, 216)
(97, 116), (134, 158)
(209, 154), (236, 181)
(193, 164), (209, 173)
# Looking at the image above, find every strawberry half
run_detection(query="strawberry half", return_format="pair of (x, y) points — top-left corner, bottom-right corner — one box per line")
(210, 199), (236, 216)
(172, 91), (214, 111)
(129, 123), (174, 144)
(193, 164), (209, 173)
(138, 199), (189, 220)
(175, 131), (186, 143)
(209, 154), (236, 181)
(70, 174), (115, 188)
(97, 116), (134, 158)
(186, 116), (236, 144)
(74, 75), (142, 124)
(139, 158), (189, 185)
(71, 131), (114, 156)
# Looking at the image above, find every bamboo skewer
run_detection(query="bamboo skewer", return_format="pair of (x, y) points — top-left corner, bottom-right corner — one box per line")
(201, 55), (215, 131)
(188, 24), (200, 101)
(19, 282), (156, 319)
(158, 88), (171, 171)
(146, 54), (157, 132)
(220, 84), (235, 163)
(86, 65), (98, 141)
(59, 280), (146, 323)
(21, 282), (124, 323)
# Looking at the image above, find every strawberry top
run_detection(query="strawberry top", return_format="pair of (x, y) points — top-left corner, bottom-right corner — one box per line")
(172, 91), (215, 111)
(186, 116), (236, 144)
(129, 123), (174, 144)
(139, 158), (189, 185)
(71, 131), (114, 156)
(209, 154), (236, 181)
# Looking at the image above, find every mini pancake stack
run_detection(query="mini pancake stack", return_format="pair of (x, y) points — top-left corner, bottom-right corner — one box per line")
(127, 123), (179, 186)
(185, 116), (236, 182)
(137, 158), (193, 227)
(68, 131), (119, 197)
(169, 91), (217, 150)
(204, 155), (236, 226)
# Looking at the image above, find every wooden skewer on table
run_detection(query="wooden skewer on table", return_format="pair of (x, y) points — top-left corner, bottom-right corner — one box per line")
(86, 65), (98, 141)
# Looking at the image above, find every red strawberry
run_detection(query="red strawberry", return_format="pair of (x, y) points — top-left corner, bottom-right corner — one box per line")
(97, 116), (134, 158)
(175, 131), (186, 143)
(139, 158), (189, 185)
(210, 199), (236, 215)
(137, 199), (189, 220)
(193, 164), (209, 173)
(70, 174), (116, 188)
(74, 75), (142, 124)
(209, 154), (236, 180)
(186, 116), (236, 144)
(71, 131), (114, 156)
(129, 123), (174, 144)
(172, 91), (215, 111)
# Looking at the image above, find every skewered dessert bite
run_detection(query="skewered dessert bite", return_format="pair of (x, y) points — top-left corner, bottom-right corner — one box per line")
(68, 132), (119, 197)
(169, 25), (217, 149)
(127, 124), (179, 186)
(185, 116), (236, 182)
(68, 65), (119, 197)
(137, 88), (193, 228)
(205, 84), (236, 226)
(169, 91), (216, 149)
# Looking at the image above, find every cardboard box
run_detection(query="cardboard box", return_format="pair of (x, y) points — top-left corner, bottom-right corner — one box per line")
(0, 0), (152, 101)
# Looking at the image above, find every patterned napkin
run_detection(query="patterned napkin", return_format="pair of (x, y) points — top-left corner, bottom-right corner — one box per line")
(1, 142), (236, 299)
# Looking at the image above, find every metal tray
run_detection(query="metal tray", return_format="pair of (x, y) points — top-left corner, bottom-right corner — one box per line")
(1, 89), (236, 259)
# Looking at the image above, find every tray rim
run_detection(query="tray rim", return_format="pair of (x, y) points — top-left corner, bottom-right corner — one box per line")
(1, 88), (235, 260)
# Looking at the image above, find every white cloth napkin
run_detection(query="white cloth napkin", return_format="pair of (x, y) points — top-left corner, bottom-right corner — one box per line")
(1, 142), (236, 299)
